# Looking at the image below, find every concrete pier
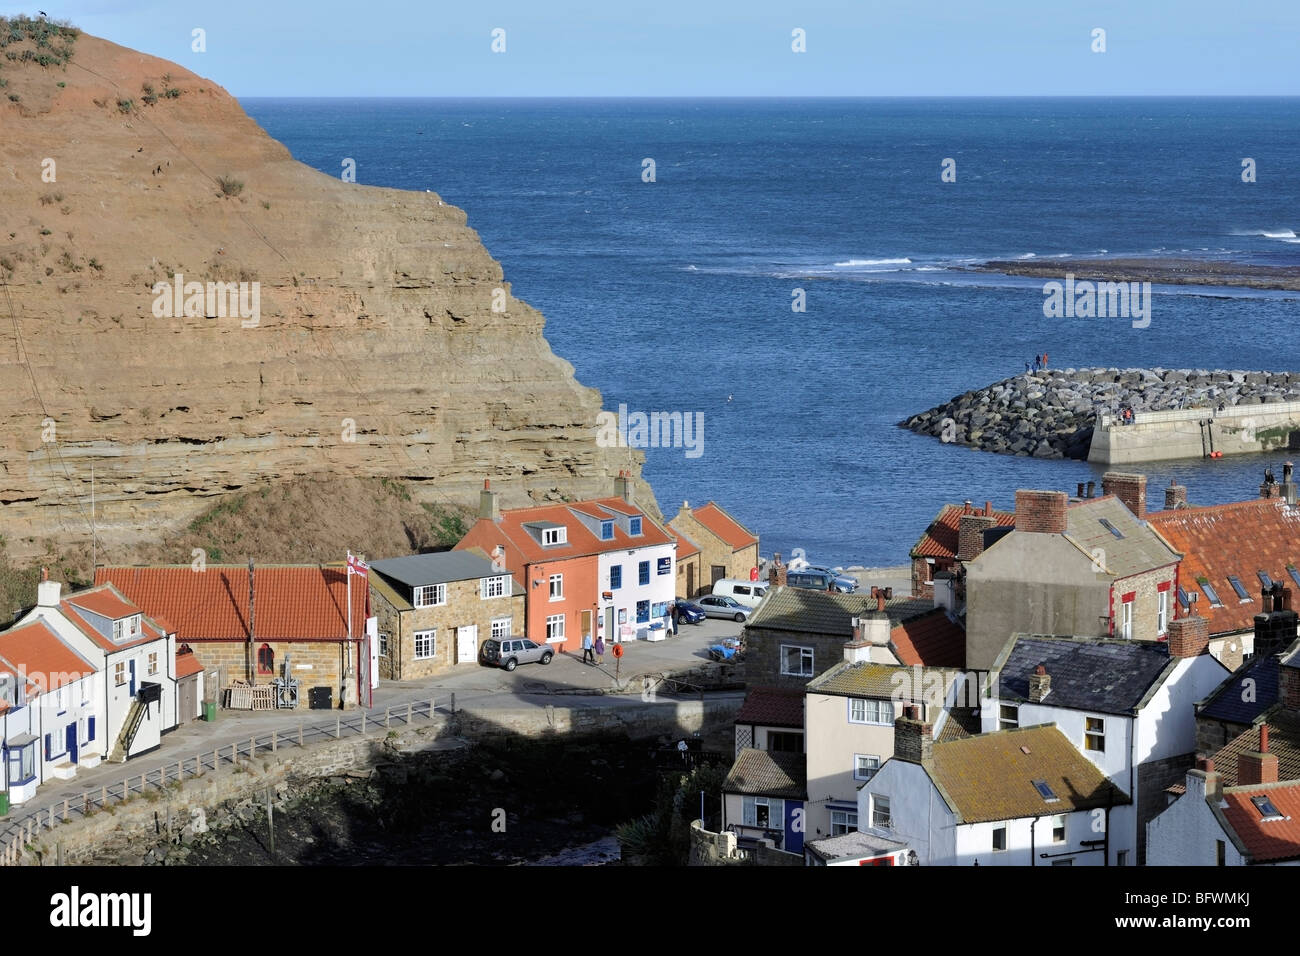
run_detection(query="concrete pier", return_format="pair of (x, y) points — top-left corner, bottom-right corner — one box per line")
(1089, 401), (1300, 465)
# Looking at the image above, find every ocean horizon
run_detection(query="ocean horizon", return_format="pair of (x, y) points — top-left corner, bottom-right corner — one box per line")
(241, 96), (1300, 568)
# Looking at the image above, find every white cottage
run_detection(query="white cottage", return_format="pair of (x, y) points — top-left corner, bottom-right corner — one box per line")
(858, 709), (1130, 866)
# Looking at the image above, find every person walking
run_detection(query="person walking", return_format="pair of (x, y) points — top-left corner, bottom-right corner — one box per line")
(670, 601), (680, 636)
(581, 632), (595, 665)
(594, 634), (605, 664)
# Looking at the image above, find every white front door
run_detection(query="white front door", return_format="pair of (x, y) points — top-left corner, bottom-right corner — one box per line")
(457, 625), (478, 663)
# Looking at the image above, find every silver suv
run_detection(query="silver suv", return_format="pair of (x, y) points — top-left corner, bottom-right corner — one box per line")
(481, 637), (554, 671)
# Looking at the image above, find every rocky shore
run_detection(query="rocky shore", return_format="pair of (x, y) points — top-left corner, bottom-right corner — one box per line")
(974, 257), (1300, 292)
(901, 367), (1300, 459)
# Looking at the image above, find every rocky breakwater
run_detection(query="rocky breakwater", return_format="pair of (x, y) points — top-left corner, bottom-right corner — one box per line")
(901, 368), (1300, 460)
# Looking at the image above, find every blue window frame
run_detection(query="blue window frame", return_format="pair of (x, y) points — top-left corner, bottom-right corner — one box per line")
(6, 741), (36, 784)
(1227, 576), (1251, 601)
(639, 561), (650, 586)
(629, 517), (642, 536)
(1177, 587), (1190, 609)
(600, 520), (614, 541)
(636, 600), (650, 623)
(657, 557), (671, 576)
(1290, 566), (1300, 590)
(1200, 581), (1224, 607)
(610, 565), (622, 590)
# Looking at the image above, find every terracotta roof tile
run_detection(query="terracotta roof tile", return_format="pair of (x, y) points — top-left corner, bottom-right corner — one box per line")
(460, 498), (672, 565)
(1149, 498), (1300, 636)
(891, 608), (966, 668)
(175, 651), (205, 679)
(0, 620), (97, 690)
(735, 687), (804, 728)
(691, 502), (758, 551)
(95, 565), (369, 642)
(1221, 781), (1300, 863)
(930, 725), (1129, 823)
(911, 503), (1016, 560)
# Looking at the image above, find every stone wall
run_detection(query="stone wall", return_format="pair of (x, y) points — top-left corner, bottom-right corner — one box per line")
(192, 640), (353, 709)
(372, 578), (524, 680)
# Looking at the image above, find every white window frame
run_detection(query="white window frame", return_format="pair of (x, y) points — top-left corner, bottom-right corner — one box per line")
(1157, 589), (1169, 635)
(1051, 814), (1067, 844)
(147, 651), (158, 676)
(999, 704), (1019, 730)
(854, 754), (881, 782)
(414, 583), (446, 608)
(780, 644), (814, 677)
(549, 574), (563, 601)
(830, 809), (858, 836)
(378, 632), (389, 658)
(542, 526), (567, 546)
(1085, 715), (1106, 753)
(114, 661), (126, 686)
(413, 630), (436, 660)
(848, 698), (893, 725)
(491, 617), (512, 641)
(1119, 598), (1133, 640)
(742, 795), (783, 829)
(870, 795), (891, 830)
(546, 614), (565, 642)
(480, 575), (508, 599)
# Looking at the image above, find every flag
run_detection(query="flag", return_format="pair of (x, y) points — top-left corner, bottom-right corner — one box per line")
(347, 551), (368, 576)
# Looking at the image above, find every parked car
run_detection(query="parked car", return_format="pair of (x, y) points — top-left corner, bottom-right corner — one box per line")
(710, 579), (769, 608)
(674, 599), (707, 625)
(480, 637), (553, 671)
(787, 568), (858, 593)
(696, 595), (752, 623)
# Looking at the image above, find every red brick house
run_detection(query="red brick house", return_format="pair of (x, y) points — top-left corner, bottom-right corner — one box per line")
(908, 500), (1015, 599)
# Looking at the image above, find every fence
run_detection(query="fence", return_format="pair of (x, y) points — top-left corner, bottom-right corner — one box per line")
(0, 698), (438, 866)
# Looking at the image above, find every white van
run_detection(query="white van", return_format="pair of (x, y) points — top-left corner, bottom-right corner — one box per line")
(711, 579), (769, 609)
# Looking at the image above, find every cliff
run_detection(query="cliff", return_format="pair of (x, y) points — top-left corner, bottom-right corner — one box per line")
(0, 20), (654, 566)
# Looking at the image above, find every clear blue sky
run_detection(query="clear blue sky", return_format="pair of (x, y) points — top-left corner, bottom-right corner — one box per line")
(8, 0), (1300, 97)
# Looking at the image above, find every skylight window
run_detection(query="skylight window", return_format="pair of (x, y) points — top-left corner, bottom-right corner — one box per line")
(1177, 587), (1190, 610)
(1289, 566), (1300, 591)
(1251, 795), (1286, 821)
(1227, 576), (1251, 601)
(1032, 780), (1059, 802)
(1258, 571), (1273, 589)
(1200, 581), (1224, 607)
(1098, 518), (1124, 539)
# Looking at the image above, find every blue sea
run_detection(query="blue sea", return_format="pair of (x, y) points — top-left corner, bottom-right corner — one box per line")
(240, 98), (1300, 568)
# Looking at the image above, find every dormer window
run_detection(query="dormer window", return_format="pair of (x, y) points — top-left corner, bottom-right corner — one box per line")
(600, 520), (614, 541)
(629, 517), (642, 536)
(112, 614), (141, 643)
(543, 527), (567, 546)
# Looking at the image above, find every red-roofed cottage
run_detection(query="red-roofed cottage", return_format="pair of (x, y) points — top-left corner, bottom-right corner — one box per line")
(669, 499), (759, 597)
(455, 475), (676, 649)
(97, 563), (373, 710)
(1, 572), (179, 805)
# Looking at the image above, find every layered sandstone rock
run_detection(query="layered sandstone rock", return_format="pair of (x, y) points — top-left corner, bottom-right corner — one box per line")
(0, 28), (652, 560)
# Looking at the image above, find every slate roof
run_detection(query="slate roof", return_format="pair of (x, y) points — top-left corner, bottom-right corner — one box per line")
(891, 608), (966, 668)
(1199, 654), (1279, 725)
(96, 565), (369, 642)
(370, 551), (502, 589)
(1211, 714), (1300, 787)
(735, 686), (805, 729)
(805, 830), (908, 863)
(722, 748), (806, 799)
(691, 502), (758, 551)
(929, 725), (1129, 824)
(1149, 498), (1300, 636)
(1220, 781), (1300, 863)
(808, 660), (961, 704)
(1064, 495), (1181, 578)
(745, 586), (932, 637)
(993, 634), (1178, 716)
(910, 503), (1016, 560)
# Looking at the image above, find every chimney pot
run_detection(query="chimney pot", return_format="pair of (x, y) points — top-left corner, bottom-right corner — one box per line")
(1077, 482), (1085, 498)
(1028, 665), (1052, 702)
(1086, 480), (1096, 498)
(1102, 472), (1148, 520)
(1261, 724), (1270, 754)
(894, 707), (934, 765)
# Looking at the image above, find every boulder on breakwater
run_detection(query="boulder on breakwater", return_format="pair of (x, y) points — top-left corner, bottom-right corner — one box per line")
(900, 367), (1300, 460)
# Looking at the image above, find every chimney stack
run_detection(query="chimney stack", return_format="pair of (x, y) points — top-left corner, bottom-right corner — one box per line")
(843, 617), (872, 663)
(1102, 472), (1148, 520)
(1014, 490), (1069, 534)
(1077, 482), (1086, 499)
(957, 510), (996, 562)
(768, 553), (788, 588)
(1254, 591), (1300, 659)
(36, 568), (61, 608)
(1166, 608), (1210, 658)
(861, 594), (892, 652)
(1186, 758), (1222, 806)
(894, 704), (934, 765)
(1086, 480), (1096, 499)
(614, 469), (635, 505)
(1164, 479), (1188, 510)
(1283, 462), (1298, 506)
(1280, 659), (1300, 711)
(1238, 725), (1280, 786)
(478, 479), (500, 521)
(1028, 664), (1051, 702)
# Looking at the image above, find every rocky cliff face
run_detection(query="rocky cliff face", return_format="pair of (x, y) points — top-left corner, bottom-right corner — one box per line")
(0, 25), (652, 562)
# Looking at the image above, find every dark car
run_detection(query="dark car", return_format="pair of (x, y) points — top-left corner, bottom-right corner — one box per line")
(674, 599), (707, 625)
(788, 568), (858, 594)
(696, 595), (751, 623)
(480, 637), (553, 671)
